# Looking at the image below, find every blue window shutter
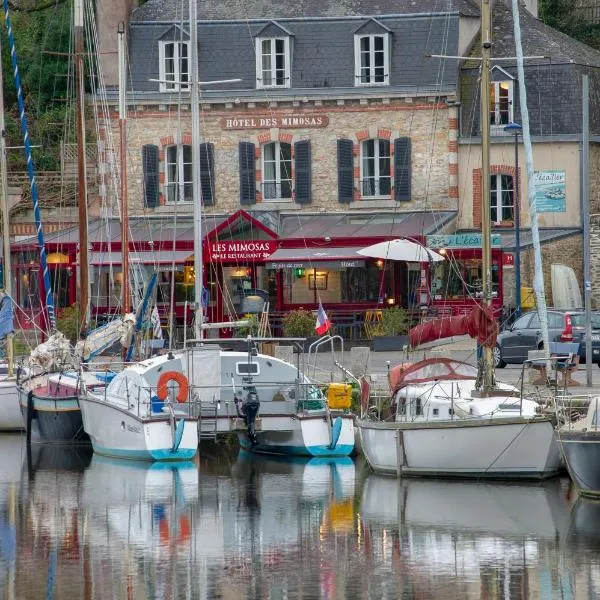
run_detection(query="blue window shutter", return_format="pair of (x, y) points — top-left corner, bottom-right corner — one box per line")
(142, 144), (160, 208)
(337, 138), (354, 204)
(294, 140), (311, 204)
(199, 142), (215, 206)
(239, 142), (256, 205)
(394, 137), (411, 202)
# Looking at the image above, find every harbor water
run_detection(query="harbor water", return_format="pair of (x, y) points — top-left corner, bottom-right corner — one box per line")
(0, 433), (598, 599)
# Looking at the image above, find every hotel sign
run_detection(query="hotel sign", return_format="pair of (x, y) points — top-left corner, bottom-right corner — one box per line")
(426, 234), (502, 249)
(221, 114), (329, 130)
(207, 240), (277, 262)
(266, 260), (365, 270)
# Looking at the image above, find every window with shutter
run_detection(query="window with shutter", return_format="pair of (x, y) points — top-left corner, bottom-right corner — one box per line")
(199, 142), (215, 206)
(360, 138), (391, 197)
(165, 144), (192, 203)
(394, 137), (411, 202)
(294, 140), (311, 204)
(142, 144), (160, 208)
(239, 142), (256, 205)
(262, 142), (292, 201)
(337, 139), (354, 204)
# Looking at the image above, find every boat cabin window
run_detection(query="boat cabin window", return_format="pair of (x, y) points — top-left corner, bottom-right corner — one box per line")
(414, 397), (422, 417)
(432, 408), (439, 417)
(593, 410), (600, 429)
(449, 408), (454, 416)
(236, 362), (260, 376)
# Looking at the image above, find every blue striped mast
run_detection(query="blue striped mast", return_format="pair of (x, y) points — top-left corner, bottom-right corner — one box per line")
(2, 0), (56, 330)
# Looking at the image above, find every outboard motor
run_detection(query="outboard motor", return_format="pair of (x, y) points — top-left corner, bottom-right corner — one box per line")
(242, 385), (260, 446)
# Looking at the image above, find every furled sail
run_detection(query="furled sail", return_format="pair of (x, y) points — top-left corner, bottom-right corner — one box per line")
(409, 304), (499, 349)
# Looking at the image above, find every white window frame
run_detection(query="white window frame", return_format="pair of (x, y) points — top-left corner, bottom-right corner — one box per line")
(490, 80), (514, 126)
(360, 138), (391, 198)
(158, 41), (190, 92)
(255, 37), (291, 89)
(165, 144), (192, 204)
(354, 33), (390, 87)
(262, 141), (293, 201)
(235, 362), (260, 376)
(490, 173), (514, 224)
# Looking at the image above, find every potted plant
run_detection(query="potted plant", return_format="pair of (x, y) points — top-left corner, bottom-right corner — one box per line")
(282, 308), (316, 352)
(370, 307), (410, 352)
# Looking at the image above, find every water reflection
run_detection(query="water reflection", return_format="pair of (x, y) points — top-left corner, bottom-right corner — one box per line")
(4, 439), (600, 598)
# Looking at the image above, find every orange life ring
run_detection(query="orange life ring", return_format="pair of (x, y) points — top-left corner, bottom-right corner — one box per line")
(156, 371), (189, 403)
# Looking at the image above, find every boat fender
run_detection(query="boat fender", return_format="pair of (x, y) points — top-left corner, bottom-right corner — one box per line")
(329, 416), (343, 450)
(156, 371), (189, 403)
(242, 387), (260, 446)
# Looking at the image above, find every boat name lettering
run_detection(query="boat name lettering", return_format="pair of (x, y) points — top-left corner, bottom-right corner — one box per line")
(126, 424), (141, 434)
(221, 115), (329, 130)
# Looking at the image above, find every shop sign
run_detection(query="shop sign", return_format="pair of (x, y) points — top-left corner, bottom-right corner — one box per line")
(533, 170), (566, 212)
(266, 259), (365, 270)
(502, 253), (514, 268)
(208, 240), (277, 262)
(426, 234), (502, 249)
(221, 114), (329, 130)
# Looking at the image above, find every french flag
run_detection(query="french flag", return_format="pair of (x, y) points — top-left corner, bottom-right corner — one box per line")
(315, 302), (331, 336)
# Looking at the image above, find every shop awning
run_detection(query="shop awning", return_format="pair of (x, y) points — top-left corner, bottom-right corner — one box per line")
(90, 250), (193, 265)
(265, 247), (365, 269)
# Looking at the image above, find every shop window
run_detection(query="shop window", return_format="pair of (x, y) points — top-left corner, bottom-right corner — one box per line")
(50, 267), (71, 308)
(354, 34), (389, 86)
(166, 144), (192, 203)
(491, 174), (514, 224)
(490, 81), (513, 126)
(341, 264), (394, 303)
(262, 141), (292, 201)
(158, 41), (190, 92)
(431, 259), (499, 301)
(361, 139), (391, 198)
(256, 37), (290, 88)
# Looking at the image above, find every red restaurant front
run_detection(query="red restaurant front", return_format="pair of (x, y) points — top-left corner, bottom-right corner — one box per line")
(9, 211), (505, 333)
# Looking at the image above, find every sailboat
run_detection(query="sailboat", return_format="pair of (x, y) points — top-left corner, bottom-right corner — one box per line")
(79, 0), (354, 460)
(0, 25), (23, 431)
(356, 0), (560, 478)
(10, 0), (134, 442)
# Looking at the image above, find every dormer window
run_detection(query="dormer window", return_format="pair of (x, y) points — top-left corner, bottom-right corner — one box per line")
(256, 37), (290, 88)
(490, 80), (514, 126)
(159, 41), (190, 92)
(354, 34), (389, 86)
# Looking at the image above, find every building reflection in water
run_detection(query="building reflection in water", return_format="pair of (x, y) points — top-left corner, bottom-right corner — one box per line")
(2, 436), (600, 598)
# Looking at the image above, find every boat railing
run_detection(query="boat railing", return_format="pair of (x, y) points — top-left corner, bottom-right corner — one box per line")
(555, 393), (592, 428)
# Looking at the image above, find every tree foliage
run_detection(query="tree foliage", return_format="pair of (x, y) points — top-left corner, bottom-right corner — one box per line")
(2, 2), (75, 171)
(540, 0), (600, 50)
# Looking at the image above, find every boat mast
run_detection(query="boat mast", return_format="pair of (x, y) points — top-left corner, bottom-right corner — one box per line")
(189, 0), (204, 341)
(75, 0), (90, 334)
(0, 28), (13, 376)
(2, 0), (56, 330)
(118, 23), (130, 315)
(477, 0), (496, 392)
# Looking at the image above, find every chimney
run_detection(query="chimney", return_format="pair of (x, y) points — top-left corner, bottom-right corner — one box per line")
(96, 0), (137, 88)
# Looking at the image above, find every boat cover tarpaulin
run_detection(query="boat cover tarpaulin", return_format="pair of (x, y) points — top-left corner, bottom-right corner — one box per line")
(409, 304), (499, 349)
(388, 358), (478, 393)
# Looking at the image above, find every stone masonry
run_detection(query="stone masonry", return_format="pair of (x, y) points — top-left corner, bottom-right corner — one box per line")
(102, 98), (454, 217)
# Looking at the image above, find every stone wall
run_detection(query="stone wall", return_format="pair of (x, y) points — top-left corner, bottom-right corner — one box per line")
(502, 234), (583, 309)
(107, 98), (454, 216)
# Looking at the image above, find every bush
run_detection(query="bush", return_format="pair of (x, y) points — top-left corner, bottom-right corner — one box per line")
(282, 308), (315, 337)
(56, 305), (81, 345)
(238, 314), (259, 337)
(372, 307), (409, 337)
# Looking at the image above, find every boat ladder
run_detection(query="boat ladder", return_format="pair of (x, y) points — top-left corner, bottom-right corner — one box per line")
(197, 397), (219, 441)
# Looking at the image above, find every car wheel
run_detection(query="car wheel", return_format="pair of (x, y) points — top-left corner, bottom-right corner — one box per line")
(494, 345), (506, 368)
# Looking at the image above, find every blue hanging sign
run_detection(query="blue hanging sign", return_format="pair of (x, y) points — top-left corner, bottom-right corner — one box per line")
(533, 170), (566, 212)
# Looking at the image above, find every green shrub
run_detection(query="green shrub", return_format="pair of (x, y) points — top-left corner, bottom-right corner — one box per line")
(372, 307), (409, 337)
(56, 305), (81, 345)
(282, 308), (315, 337)
(238, 314), (259, 337)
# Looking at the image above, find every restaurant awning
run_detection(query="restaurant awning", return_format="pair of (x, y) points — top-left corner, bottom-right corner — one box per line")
(90, 250), (193, 265)
(265, 247), (365, 269)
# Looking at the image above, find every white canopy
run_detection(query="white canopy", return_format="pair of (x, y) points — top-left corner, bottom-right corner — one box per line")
(357, 239), (445, 263)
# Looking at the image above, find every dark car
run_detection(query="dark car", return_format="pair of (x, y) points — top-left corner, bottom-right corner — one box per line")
(494, 309), (600, 368)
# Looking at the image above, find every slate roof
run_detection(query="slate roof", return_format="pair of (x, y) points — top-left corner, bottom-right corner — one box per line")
(465, 1), (600, 67)
(131, 0), (479, 22)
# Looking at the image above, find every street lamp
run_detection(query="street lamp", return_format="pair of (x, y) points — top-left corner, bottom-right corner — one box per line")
(504, 121), (522, 318)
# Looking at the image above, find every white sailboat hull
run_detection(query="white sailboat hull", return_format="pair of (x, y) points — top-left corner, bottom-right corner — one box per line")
(0, 378), (23, 430)
(357, 417), (561, 478)
(238, 413), (355, 457)
(79, 395), (198, 461)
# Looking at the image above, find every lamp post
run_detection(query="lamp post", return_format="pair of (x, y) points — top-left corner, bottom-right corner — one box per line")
(504, 122), (522, 318)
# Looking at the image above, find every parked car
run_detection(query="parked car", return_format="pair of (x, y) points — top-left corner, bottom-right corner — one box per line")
(494, 309), (600, 368)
